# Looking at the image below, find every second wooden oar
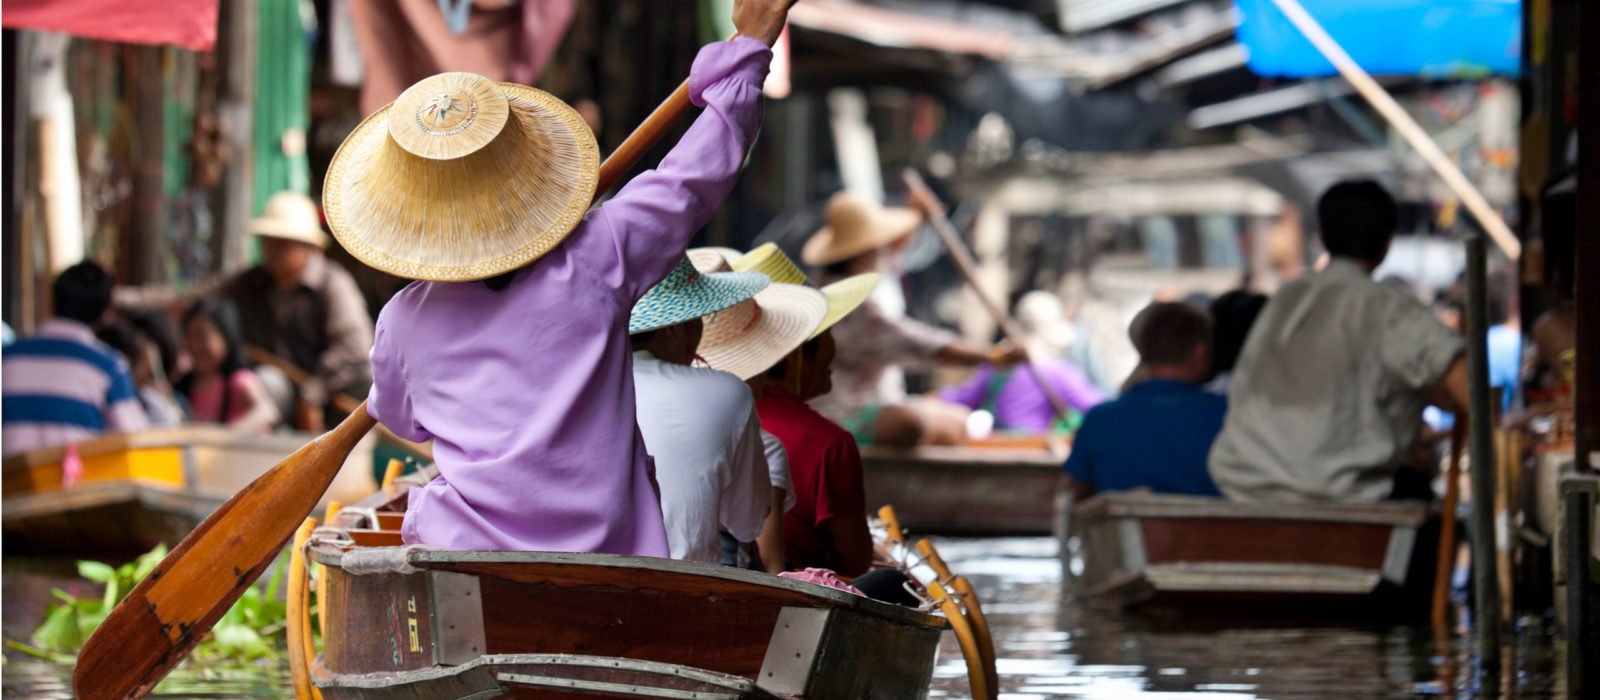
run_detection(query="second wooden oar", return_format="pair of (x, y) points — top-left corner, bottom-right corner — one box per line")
(902, 168), (1074, 425)
(74, 72), (702, 700)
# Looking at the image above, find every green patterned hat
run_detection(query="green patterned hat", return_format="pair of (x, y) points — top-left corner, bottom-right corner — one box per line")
(629, 258), (769, 335)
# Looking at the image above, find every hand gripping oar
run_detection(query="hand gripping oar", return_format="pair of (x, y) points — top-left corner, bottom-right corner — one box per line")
(901, 168), (1074, 426)
(74, 75), (699, 699)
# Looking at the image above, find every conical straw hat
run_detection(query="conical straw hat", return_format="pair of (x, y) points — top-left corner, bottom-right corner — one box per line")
(800, 191), (922, 267)
(630, 258), (769, 335)
(691, 253), (826, 381)
(731, 243), (880, 339)
(323, 72), (599, 282)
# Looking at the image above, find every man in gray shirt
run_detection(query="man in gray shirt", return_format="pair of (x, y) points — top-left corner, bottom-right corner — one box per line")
(1208, 181), (1471, 503)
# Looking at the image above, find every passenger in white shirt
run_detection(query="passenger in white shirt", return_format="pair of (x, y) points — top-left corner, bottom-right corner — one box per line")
(1208, 181), (1471, 503)
(628, 258), (774, 564)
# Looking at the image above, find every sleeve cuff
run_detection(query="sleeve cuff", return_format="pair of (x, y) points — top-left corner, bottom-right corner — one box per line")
(689, 36), (772, 107)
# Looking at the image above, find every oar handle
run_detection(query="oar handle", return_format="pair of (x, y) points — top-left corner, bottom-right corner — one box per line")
(902, 168), (1075, 425)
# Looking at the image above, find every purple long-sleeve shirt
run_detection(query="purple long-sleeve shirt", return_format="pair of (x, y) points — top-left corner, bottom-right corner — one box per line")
(368, 38), (771, 555)
(939, 357), (1103, 433)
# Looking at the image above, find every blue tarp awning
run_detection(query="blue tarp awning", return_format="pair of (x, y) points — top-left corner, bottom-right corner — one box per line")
(1234, 0), (1521, 78)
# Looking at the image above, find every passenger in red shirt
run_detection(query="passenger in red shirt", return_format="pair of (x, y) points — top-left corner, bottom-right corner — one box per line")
(754, 330), (873, 576)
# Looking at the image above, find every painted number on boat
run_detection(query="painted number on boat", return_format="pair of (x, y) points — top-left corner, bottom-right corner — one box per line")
(407, 597), (421, 653)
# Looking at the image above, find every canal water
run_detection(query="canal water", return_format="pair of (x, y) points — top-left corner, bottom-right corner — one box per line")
(2, 537), (1565, 698)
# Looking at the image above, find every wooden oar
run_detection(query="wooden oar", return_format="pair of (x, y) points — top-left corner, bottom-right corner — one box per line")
(75, 72), (704, 700)
(901, 168), (1074, 425)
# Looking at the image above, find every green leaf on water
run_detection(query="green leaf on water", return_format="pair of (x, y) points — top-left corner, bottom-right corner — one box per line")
(32, 603), (80, 652)
(77, 561), (115, 583)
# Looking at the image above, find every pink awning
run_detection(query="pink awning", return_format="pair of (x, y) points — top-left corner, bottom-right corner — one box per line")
(2, 0), (219, 52)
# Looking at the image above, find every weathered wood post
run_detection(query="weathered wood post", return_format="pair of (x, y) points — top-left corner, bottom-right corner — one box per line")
(1463, 235), (1501, 673)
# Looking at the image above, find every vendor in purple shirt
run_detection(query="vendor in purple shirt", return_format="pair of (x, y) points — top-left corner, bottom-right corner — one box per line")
(937, 356), (1102, 434)
(323, 0), (796, 555)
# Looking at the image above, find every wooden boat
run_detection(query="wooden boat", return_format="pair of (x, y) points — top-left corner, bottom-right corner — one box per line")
(861, 444), (1064, 536)
(1, 427), (376, 558)
(304, 477), (948, 699)
(1064, 492), (1434, 609)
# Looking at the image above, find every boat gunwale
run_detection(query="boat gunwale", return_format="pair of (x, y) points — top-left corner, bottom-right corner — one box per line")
(1, 481), (219, 522)
(308, 543), (947, 630)
(0, 426), (351, 471)
(1072, 492), (1431, 525)
(860, 444), (1064, 468)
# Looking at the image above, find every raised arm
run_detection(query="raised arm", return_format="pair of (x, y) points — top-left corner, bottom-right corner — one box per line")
(584, 1), (794, 300)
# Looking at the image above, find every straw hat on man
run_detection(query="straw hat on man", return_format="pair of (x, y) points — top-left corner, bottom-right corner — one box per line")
(800, 191), (922, 267)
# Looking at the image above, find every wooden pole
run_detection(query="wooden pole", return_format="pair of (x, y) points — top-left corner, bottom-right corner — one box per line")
(1266, 0), (1520, 261)
(903, 169), (1074, 425)
(1464, 236), (1502, 673)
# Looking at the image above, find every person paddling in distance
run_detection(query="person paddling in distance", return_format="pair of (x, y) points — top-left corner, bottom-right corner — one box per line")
(331, 0), (796, 554)
(802, 191), (1027, 447)
(628, 258), (777, 565)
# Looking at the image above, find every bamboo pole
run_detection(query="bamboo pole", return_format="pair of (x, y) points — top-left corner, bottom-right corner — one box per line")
(1266, 0), (1520, 261)
(902, 169), (1074, 425)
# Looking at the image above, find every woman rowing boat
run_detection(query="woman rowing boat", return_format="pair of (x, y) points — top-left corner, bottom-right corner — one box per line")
(324, 0), (797, 554)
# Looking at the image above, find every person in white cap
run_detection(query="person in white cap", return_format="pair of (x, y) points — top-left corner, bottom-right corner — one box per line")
(114, 191), (374, 432)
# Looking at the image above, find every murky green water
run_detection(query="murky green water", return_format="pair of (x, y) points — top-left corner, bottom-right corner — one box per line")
(3, 538), (1564, 698)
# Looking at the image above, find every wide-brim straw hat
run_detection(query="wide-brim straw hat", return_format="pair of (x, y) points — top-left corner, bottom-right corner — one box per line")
(731, 243), (880, 339)
(630, 258), (769, 335)
(324, 72), (599, 282)
(250, 191), (330, 248)
(801, 191), (922, 267)
(691, 254), (826, 381)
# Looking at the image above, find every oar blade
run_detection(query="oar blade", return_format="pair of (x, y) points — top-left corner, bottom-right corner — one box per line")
(73, 408), (375, 698)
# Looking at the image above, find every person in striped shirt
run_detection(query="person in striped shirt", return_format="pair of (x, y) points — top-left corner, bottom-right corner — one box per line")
(3, 261), (148, 455)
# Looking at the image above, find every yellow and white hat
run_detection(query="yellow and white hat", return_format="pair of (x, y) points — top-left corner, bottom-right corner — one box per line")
(691, 252), (826, 381)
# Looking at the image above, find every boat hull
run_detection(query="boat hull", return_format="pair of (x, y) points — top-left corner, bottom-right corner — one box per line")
(310, 547), (945, 699)
(1065, 493), (1434, 611)
(862, 445), (1063, 536)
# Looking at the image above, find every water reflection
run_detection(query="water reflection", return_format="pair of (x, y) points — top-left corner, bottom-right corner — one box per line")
(3, 539), (1563, 698)
(925, 537), (1563, 699)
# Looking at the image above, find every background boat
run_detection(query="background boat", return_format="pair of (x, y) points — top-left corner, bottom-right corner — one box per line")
(1062, 492), (1435, 612)
(2, 427), (376, 558)
(862, 444), (1064, 536)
